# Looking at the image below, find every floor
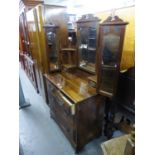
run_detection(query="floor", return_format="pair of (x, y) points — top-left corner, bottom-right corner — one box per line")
(19, 67), (107, 155)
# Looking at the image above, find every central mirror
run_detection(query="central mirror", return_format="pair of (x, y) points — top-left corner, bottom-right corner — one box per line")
(76, 14), (100, 74)
(79, 27), (97, 73)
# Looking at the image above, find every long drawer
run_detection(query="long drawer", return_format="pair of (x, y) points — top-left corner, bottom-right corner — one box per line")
(49, 95), (74, 127)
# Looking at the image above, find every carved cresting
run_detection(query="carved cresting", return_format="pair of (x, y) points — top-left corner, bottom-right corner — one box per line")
(77, 14), (100, 22)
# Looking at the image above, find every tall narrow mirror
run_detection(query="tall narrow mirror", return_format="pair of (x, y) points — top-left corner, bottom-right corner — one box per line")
(77, 14), (100, 74)
(44, 25), (60, 72)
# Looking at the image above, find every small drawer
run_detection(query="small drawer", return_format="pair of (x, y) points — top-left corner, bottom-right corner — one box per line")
(51, 89), (76, 116)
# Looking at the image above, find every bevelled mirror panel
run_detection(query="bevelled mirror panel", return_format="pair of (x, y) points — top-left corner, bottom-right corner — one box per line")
(79, 27), (97, 73)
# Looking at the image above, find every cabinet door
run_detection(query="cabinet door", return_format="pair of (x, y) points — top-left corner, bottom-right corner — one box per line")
(98, 23), (127, 98)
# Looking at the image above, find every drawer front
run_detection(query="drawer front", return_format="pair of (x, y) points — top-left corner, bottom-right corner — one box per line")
(46, 82), (76, 117)
(51, 91), (75, 125)
(52, 95), (72, 116)
(52, 106), (76, 144)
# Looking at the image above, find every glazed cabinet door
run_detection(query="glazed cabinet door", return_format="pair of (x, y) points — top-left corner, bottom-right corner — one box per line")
(98, 16), (128, 98)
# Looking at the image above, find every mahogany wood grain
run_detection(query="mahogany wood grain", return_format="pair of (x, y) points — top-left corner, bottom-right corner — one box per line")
(44, 69), (97, 103)
(45, 71), (106, 152)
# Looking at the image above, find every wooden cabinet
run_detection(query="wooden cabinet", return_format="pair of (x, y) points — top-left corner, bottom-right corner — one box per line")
(19, 5), (39, 93)
(19, 10), (31, 56)
(76, 14), (100, 74)
(97, 15), (128, 98)
(24, 55), (39, 93)
(44, 69), (105, 152)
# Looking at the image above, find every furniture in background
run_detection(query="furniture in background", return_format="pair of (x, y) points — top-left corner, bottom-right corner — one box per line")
(19, 9), (31, 56)
(19, 77), (31, 109)
(24, 55), (39, 93)
(26, 4), (68, 100)
(104, 67), (135, 139)
(101, 134), (135, 155)
(19, 4), (39, 93)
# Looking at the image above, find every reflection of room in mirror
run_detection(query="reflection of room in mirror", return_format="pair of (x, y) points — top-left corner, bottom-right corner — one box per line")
(79, 27), (89, 44)
(77, 15), (100, 74)
(79, 82), (88, 95)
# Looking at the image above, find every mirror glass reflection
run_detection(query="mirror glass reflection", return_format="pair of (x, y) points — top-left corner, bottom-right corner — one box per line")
(100, 26), (121, 95)
(46, 30), (59, 70)
(79, 27), (97, 73)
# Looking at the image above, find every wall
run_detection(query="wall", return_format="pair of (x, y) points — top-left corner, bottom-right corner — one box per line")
(95, 6), (135, 70)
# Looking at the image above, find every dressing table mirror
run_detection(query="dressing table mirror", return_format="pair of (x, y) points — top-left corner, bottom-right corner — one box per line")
(76, 14), (101, 74)
(44, 24), (60, 72)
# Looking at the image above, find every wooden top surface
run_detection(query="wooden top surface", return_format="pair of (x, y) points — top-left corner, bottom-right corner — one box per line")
(45, 69), (97, 103)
